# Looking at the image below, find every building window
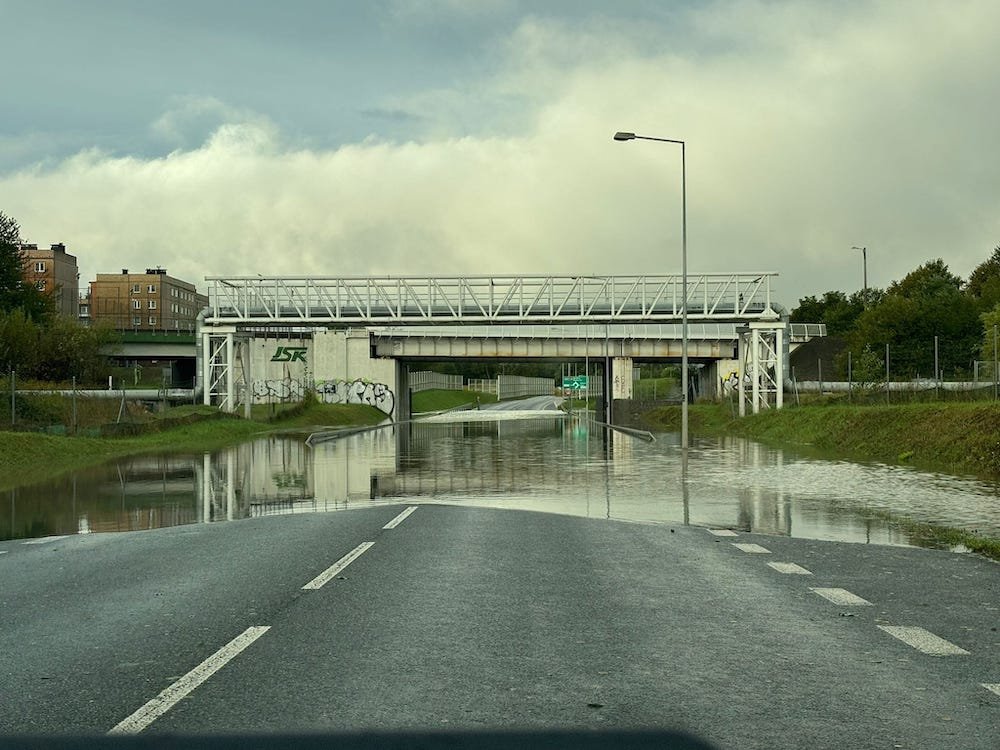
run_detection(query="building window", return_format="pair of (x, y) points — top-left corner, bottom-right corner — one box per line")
(34, 261), (45, 273)
(35, 280), (46, 290)
(132, 299), (141, 309)
(148, 300), (157, 310)
(149, 316), (157, 326)
(148, 284), (156, 293)
(131, 284), (140, 293)
(133, 317), (142, 327)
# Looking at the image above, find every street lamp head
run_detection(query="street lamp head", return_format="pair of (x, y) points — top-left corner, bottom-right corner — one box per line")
(613, 131), (636, 141)
(851, 246), (866, 251)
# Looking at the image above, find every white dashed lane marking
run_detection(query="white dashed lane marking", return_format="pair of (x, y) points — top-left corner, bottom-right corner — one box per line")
(983, 684), (1000, 698)
(707, 529), (738, 537)
(301, 542), (375, 590)
(731, 543), (771, 554)
(23, 535), (69, 545)
(877, 625), (969, 656)
(383, 506), (418, 529)
(809, 587), (872, 606)
(767, 562), (812, 575)
(108, 625), (271, 735)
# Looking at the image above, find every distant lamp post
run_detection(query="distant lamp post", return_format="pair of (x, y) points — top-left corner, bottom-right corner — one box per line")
(852, 246), (868, 297)
(614, 131), (688, 451)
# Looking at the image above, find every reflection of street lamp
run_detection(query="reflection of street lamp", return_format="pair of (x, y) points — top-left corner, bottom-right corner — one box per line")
(614, 131), (688, 450)
(852, 246), (868, 297)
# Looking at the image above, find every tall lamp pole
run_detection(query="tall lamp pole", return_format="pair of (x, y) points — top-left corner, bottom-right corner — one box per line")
(614, 131), (688, 450)
(852, 246), (868, 298)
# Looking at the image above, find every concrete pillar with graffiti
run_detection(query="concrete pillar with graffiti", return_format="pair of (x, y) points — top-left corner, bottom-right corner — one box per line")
(238, 329), (399, 420)
(311, 329), (398, 419)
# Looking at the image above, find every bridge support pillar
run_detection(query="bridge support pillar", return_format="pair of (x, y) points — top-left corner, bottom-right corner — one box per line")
(612, 357), (634, 399)
(202, 328), (237, 412)
(738, 320), (785, 414)
(395, 361), (410, 421)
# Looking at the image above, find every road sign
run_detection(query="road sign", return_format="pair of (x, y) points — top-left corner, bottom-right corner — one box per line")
(562, 375), (589, 390)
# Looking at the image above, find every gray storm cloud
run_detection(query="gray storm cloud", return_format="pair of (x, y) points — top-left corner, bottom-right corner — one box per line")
(0, 0), (997, 304)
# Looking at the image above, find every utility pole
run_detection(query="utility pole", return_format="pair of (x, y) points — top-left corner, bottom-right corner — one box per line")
(852, 246), (868, 299)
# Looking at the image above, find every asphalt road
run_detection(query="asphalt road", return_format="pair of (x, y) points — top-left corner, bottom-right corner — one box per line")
(481, 395), (565, 411)
(1, 505), (998, 748)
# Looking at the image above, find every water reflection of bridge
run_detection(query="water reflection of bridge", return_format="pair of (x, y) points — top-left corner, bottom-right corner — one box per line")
(5, 421), (926, 545)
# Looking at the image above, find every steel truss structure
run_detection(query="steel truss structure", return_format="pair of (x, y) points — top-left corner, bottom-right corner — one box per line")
(205, 273), (780, 325)
(738, 322), (785, 415)
(199, 275), (789, 412)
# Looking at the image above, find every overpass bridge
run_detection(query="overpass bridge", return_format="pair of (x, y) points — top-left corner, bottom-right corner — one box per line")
(198, 273), (790, 419)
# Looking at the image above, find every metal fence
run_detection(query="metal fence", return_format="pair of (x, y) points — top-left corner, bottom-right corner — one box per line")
(408, 371), (464, 393)
(497, 374), (556, 400)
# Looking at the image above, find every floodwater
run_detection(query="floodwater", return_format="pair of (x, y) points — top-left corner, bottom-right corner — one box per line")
(4, 414), (1000, 550)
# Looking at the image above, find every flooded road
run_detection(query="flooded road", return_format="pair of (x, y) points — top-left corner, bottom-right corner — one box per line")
(4, 414), (1000, 547)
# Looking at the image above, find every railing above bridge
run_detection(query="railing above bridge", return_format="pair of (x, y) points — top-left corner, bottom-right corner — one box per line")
(205, 274), (782, 325)
(371, 322), (824, 341)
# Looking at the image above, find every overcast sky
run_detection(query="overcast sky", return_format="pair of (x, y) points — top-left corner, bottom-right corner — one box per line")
(1, 0), (997, 305)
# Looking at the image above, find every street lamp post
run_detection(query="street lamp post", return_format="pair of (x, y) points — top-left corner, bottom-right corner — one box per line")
(852, 246), (868, 298)
(614, 131), (688, 451)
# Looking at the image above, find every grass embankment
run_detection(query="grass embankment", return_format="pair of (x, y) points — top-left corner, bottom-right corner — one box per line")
(640, 401), (1000, 560)
(0, 399), (385, 493)
(411, 389), (498, 413)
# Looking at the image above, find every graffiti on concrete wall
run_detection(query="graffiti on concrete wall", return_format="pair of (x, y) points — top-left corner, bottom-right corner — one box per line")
(316, 379), (395, 415)
(247, 378), (395, 415)
(252, 379), (307, 402)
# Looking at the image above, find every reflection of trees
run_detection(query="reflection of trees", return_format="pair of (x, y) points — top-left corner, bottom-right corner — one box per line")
(2, 455), (201, 540)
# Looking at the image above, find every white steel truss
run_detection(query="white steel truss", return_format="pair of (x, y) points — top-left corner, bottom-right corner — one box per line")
(738, 322), (785, 415)
(202, 330), (236, 410)
(205, 273), (780, 325)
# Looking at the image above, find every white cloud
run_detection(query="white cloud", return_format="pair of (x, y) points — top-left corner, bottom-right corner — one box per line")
(1, 0), (998, 308)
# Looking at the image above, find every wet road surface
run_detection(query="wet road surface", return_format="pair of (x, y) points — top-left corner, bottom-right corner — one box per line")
(1, 504), (997, 747)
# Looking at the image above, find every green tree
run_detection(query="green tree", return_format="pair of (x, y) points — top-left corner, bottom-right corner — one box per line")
(978, 303), (1000, 379)
(850, 259), (980, 378)
(965, 245), (1000, 312)
(34, 317), (118, 384)
(791, 290), (872, 336)
(0, 307), (41, 375)
(851, 344), (885, 389)
(0, 211), (53, 321)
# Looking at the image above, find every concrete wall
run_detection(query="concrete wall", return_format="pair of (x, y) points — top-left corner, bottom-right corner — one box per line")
(237, 329), (399, 418)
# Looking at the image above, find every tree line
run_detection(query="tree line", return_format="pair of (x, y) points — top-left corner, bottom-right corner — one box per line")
(1, 211), (117, 384)
(790, 248), (1000, 381)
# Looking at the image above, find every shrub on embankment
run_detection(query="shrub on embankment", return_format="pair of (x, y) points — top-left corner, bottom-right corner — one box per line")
(641, 401), (1000, 478)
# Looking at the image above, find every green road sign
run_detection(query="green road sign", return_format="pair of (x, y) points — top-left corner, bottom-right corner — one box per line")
(562, 375), (589, 390)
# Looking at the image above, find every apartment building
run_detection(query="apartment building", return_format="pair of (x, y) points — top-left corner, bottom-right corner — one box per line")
(20, 242), (79, 317)
(86, 268), (207, 332)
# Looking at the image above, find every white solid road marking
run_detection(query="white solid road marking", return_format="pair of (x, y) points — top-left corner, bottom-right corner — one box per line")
(707, 529), (738, 537)
(809, 587), (872, 606)
(767, 562), (813, 575)
(732, 543), (771, 554)
(22, 535), (70, 545)
(982, 684), (1000, 697)
(108, 625), (270, 735)
(302, 542), (375, 590)
(383, 506), (418, 529)
(877, 625), (970, 656)
(0, 550), (7, 555)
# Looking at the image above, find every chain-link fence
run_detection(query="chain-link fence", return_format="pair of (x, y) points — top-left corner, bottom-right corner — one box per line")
(788, 337), (1000, 405)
